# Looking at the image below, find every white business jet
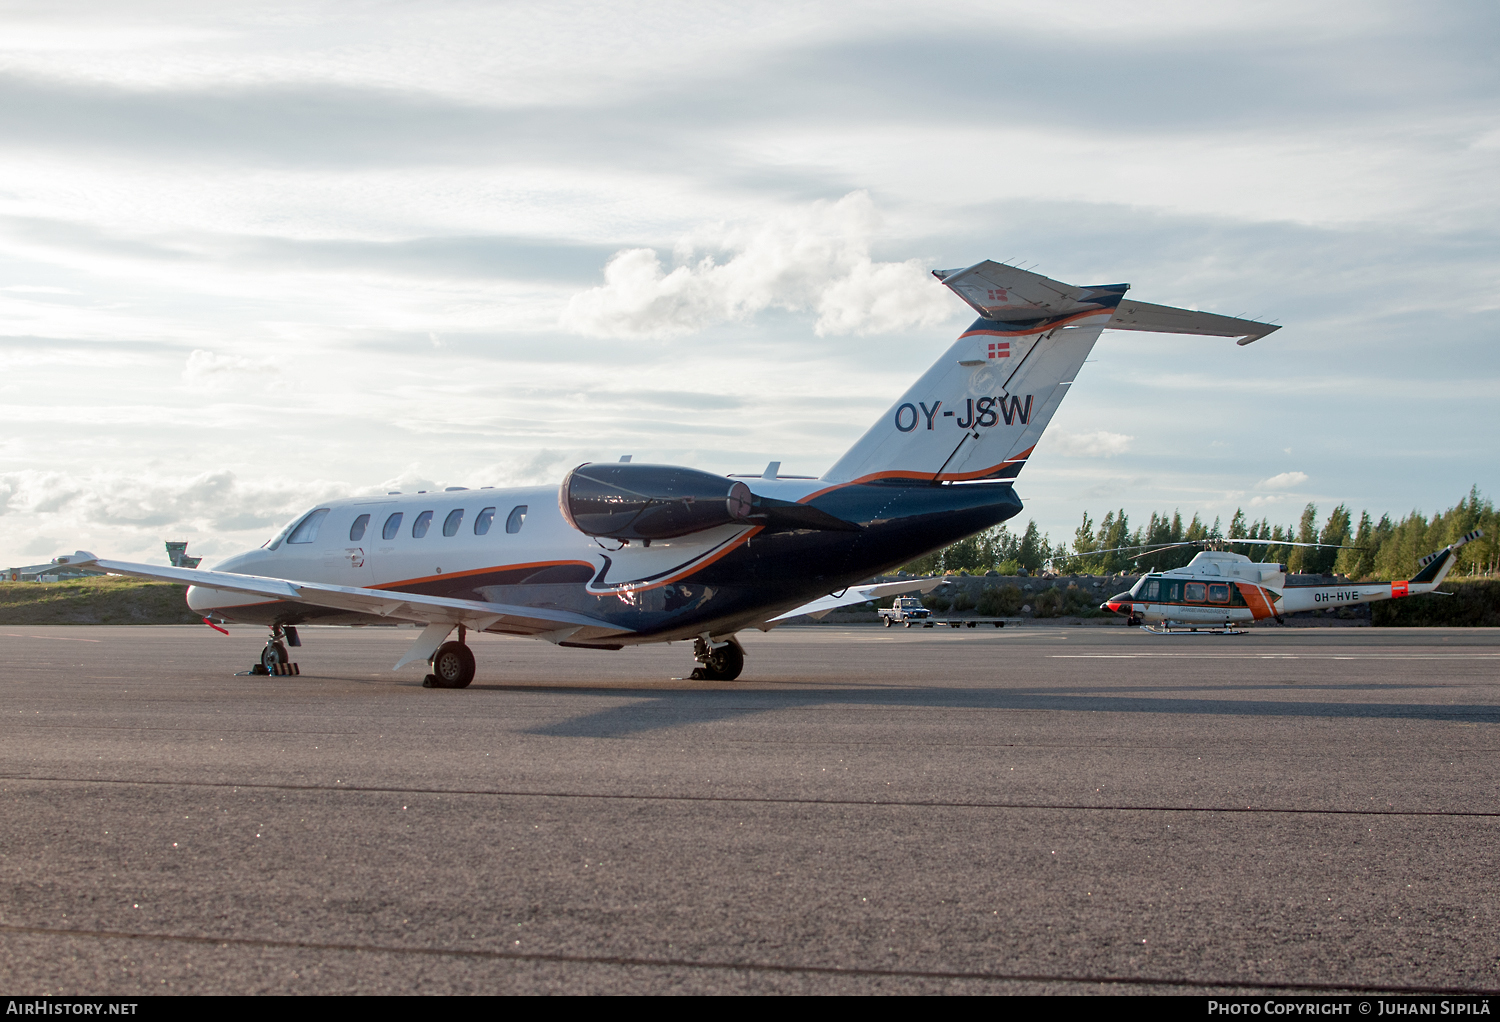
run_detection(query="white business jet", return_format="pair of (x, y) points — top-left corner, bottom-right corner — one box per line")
(61, 261), (1277, 686)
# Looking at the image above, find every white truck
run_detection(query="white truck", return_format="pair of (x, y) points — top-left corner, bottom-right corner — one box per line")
(878, 596), (933, 627)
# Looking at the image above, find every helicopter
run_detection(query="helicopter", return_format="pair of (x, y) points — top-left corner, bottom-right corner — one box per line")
(1098, 530), (1484, 633)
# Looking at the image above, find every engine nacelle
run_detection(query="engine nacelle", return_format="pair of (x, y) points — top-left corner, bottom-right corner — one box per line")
(560, 463), (754, 541)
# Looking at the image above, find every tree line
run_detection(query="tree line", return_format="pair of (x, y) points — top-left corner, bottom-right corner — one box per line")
(902, 487), (1497, 581)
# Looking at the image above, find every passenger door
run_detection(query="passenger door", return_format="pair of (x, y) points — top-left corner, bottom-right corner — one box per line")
(331, 501), (389, 587)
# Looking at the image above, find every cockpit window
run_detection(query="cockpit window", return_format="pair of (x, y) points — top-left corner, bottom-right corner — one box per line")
(1142, 579), (1160, 601)
(350, 514), (370, 541)
(382, 512), (403, 541)
(474, 507), (496, 535)
(412, 510), (434, 538)
(505, 505), (528, 534)
(286, 508), (330, 544)
(442, 508), (465, 537)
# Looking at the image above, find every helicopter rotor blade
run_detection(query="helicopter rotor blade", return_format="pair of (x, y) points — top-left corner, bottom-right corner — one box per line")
(1076, 537), (1365, 558)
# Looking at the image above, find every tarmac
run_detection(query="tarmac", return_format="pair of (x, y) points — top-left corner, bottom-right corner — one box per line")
(1, 622), (1497, 995)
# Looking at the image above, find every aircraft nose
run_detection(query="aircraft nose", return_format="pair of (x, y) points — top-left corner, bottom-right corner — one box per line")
(1101, 591), (1133, 614)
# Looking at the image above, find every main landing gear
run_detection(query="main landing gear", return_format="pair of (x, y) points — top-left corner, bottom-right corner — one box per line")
(251, 625), (301, 676)
(690, 635), (744, 681)
(424, 625), (476, 689)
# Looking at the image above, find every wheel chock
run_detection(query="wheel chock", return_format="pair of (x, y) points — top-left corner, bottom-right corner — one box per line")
(268, 662), (300, 676)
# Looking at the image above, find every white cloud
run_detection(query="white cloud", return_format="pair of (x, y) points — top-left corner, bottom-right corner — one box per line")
(181, 349), (281, 390)
(1258, 471), (1308, 490)
(1047, 430), (1134, 457)
(560, 192), (955, 338)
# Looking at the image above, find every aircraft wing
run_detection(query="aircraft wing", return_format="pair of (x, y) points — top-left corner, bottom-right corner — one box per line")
(58, 552), (632, 647)
(765, 576), (950, 624)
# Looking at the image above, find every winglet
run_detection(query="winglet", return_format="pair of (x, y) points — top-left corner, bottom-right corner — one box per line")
(55, 551), (99, 566)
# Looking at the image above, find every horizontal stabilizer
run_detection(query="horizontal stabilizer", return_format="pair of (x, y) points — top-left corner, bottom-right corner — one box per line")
(933, 261), (1279, 344)
(933, 261), (1124, 322)
(1106, 299), (1279, 345)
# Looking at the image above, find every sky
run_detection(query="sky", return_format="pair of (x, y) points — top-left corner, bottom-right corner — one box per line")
(1, 0), (1496, 567)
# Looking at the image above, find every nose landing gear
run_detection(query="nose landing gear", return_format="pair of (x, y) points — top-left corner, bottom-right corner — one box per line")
(690, 635), (744, 681)
(251, 625), (300, 676)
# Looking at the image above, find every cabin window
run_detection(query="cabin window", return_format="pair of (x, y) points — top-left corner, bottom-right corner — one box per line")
(1208, 583), (1230, 604)
(412, 510), (434, 538)
(442, 508), (465, 537)
(506, 505), (528, 534)
(349, 514), (370, 541)
(286, 508), (330, 544)
(1144, 580), (1160, 600)
(1166, 582), (1181, 602)
(474, 507), (496, 536)
(1184, 582), (1207, 602)
(382, 512), (403, 541)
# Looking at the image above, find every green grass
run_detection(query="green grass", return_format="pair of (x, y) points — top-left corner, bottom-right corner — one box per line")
(0, 577), (201, 625)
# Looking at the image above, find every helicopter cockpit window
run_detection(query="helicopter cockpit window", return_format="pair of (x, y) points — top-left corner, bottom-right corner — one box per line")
(1208, 583), (1230, 603)
(1143, 580), (1160, 601)
(1184, 582), (1207, 602)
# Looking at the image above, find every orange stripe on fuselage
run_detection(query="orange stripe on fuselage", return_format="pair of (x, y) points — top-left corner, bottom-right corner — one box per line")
(1236, 583), (1276, 621)
(801, 445), (1037, 500)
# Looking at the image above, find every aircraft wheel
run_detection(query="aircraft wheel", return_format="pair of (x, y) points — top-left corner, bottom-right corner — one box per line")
(697, 640), (744, 682)
(260, 641), (288, 672)
(430, 641), (476, 689)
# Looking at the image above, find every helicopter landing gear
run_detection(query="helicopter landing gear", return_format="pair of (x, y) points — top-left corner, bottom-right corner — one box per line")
(690, 635), (744, 681)
(424, 625), (475, 688)
(1126, 613), (1141, 627)
(252, 625), (300, 676)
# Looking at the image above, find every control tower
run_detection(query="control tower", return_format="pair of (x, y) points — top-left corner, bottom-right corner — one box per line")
(164, 541), (202, 568)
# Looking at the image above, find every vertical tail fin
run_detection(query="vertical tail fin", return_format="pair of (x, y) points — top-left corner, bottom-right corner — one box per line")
(822, 260), (1280, 485)
(1409, 529), (1485, 587)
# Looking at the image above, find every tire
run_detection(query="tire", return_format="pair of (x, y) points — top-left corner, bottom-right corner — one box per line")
(261, 641), (288, 671)
(904, 621), (912, 628)
(430, 641), (476, 689)
(883, 617), (892, 627)
(699, 640), (744, 681)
